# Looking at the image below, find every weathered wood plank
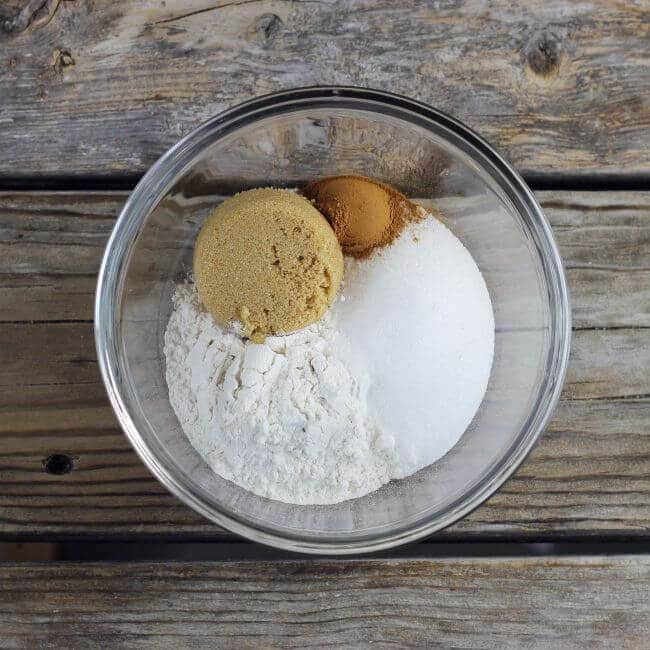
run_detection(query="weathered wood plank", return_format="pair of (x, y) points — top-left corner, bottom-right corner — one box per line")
(2, 191), (649, 327)
(0, 190), (649, 539)
(2, 323), (649, 407)
(1, 557), (649, 648)
(3, 326), (650, 537)
(0, 192), (121, 321)
(2, 395), (649, 539)
(1, 1), (649, 178)
(546, 192), (650, 329)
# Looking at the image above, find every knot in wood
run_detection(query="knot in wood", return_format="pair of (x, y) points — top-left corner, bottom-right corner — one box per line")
(525, 31), (562, 78)
(51, 48), (75, 72)
(252, 13), (282, 45)
(44, 453), (73, 475)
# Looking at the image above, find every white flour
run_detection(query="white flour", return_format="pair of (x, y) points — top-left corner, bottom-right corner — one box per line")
(164, 285), (401, 504)
(164, 212), (495, 504)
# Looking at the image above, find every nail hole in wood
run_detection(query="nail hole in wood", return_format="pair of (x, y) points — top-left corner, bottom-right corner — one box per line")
(44, 453), (73, 475)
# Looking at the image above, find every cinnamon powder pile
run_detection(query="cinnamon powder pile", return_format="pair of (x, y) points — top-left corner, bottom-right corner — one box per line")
(302, 175), (421, 259)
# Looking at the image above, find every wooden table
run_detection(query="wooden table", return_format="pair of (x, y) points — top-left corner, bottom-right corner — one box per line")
(1, 1), (649, 647)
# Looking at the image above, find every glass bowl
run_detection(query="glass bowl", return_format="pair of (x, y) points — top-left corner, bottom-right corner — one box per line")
(95, 87), (570, 554)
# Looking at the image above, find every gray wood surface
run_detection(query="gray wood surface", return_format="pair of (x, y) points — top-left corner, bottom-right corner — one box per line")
(1, 190), (649, 540)
(1, 0), (649, 178)
(2, 557), (649, 648)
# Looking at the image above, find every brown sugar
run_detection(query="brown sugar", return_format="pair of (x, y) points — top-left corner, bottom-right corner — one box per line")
(302, 175), (422, 259)
(193, 189), (344, 342)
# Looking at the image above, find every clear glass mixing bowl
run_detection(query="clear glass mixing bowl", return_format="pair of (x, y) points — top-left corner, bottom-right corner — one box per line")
(95, 87), (570, 554)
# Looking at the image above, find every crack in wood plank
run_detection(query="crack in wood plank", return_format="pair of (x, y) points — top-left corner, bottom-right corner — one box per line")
(152, 0), (325, 26)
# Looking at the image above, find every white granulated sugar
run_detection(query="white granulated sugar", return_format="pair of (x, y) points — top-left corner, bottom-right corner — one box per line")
(164, 208), (494, 504)
(164, 285), (401, 505)
(332, 211), (495, 478)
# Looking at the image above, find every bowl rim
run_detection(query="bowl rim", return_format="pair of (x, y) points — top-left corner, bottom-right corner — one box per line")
(95, 85), (571, 554)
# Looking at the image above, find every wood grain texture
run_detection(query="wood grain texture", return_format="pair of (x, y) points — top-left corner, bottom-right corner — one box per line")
(0, 190), (649, 540)
(0, 191), (119, 321)
(2, 557), (649, 648)
(1, 0), (649, 178)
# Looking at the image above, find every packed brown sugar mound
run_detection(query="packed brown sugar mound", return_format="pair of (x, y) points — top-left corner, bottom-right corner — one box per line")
(302, 174), (422, 258)
(194, 188), (344, 342)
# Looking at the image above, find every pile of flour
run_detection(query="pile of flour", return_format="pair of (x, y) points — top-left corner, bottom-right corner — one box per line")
(164, 211), (495, 505)
(164, 285), (401, 504)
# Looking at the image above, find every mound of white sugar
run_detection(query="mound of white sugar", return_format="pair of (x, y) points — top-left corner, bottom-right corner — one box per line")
(332, 211), (495, 478)
(164, 208), (495, 503)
